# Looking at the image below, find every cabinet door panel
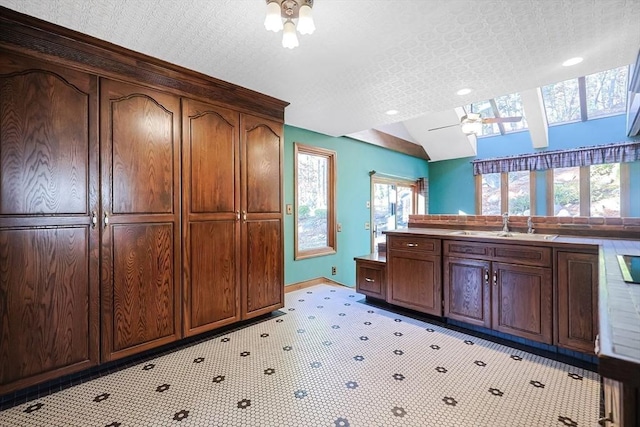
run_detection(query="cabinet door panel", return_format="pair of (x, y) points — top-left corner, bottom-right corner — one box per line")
(1, 69), (88, 215)
(388, 251), (441, 316)
(187, 221), (239, 332)
(243, 119), (281, 214)
(556, 251), (598, 353)
(444, 257), (491, 327)
(111, 95), (174, 214)
(112, 223), (175, 352)
(101, 79), (181, 361)
(243, 219), (283, 317)
(186, 102), (238, 213)
(0, 228), (91, 387)
(492, 263), (552, 343)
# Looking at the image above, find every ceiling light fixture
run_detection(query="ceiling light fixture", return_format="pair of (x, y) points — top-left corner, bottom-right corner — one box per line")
(456, 88), (472, 96)
(264, 0), (315, 49)
(562, 57), (583, 67)
(385, 109), (399, 116)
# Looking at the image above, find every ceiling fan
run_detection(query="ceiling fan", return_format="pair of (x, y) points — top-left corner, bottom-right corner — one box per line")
(428, 112), (523, 134)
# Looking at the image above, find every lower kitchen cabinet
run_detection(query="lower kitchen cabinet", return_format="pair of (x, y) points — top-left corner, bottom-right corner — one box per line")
(443, 257), (491, 328)
(354, 254), (386, 300)
(387, 235), (442, 316)
(444, 239), (553, 344)
(492, 262), (553, 344)
(555, 250), (598, 353)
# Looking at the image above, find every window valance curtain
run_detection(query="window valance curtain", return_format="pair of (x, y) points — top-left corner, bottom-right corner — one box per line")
(471, 141), (640, 175)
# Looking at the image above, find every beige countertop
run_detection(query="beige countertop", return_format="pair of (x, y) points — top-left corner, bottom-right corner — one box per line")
(384, 227), (640, 383)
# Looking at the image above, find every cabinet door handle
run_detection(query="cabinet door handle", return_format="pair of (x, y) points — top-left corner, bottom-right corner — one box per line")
(236, 210), (240, 221)
(493, 271), (498, 286)
(104, 212), (109, 228)
(91, 211), (98, 229)
(484, 270), (489, 283)
(365, 278), (375, 283)
(242, 210), (247, 221)
(406, 243), (418, 247)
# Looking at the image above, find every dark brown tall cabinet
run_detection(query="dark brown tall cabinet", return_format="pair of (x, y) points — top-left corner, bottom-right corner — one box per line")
(0, 55), (100, 392)
(182, 99), (240, 336)
(100, 79), (182, 361)
(0, 8), (286, 395)
(181, 102), (284, 334)
(240, 115), (284, 319)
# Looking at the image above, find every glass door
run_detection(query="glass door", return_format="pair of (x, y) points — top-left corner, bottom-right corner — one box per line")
(372, 178), (415, 251)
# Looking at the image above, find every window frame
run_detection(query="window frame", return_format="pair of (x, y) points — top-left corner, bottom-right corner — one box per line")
(475, 164), (628, 217)
(475, 171), (536, 216)
(294, 143), (337, 260)
(546, 164), (622, 217)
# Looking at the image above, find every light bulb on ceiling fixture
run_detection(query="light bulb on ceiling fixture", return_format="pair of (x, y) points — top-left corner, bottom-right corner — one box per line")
(264, 0), (314, 48)
(282, 19), (299, 49)
(297, 4), (315, 35)
(264, 1), (283, 32)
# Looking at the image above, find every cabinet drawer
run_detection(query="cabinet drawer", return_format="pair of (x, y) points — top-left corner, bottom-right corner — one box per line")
(388, 236), (441, 254)
(356, 262), (386, 300)
(493, 243), (551, 267)
(444, 240), (491, 259)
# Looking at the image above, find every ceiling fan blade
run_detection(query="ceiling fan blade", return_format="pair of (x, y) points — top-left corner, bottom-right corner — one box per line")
(427, 123), (460, 131)
(483, 116), (522, 124)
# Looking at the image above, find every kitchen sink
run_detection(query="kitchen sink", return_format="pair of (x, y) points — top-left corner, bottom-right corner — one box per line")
(447, 230), (557, 241)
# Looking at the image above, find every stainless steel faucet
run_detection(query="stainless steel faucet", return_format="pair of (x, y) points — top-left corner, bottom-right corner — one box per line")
(502, 212), (509, 232)
(527, 217), (535, 234)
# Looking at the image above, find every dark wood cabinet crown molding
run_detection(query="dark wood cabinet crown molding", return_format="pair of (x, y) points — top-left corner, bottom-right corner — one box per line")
(0, 6), (288, 121)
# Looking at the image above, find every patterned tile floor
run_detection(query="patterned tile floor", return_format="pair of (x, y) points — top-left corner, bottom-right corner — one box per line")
(0, 284), (600, 427)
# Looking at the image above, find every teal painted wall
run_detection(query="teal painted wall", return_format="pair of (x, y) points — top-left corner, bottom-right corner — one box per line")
(428, 157), (475, 215)
(283, 125), (429, 287)
(429, 114), (640, 216)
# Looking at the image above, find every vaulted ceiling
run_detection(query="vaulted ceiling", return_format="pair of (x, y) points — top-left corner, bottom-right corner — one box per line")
(2, 0), (638, 159)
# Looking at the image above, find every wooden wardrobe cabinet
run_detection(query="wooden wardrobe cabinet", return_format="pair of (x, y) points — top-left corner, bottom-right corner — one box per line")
(100, 79), (182, 361)
(0, 7), (287, 394)
(240, 114), (284, 319)
(181, 101), (284, 334)
(182, 99), (241, 336)
(0, 54), (100, 394)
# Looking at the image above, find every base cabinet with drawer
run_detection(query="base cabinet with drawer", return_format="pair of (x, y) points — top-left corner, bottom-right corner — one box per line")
(443, 240), (553, 344)
(386, 235), (442, 316)
(354, 254), (386, 300)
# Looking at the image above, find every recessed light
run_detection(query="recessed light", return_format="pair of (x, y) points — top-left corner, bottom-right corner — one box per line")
(562, 57), (583, 67)
(385, 109), (399, 116)
(456, 88), (472, 96)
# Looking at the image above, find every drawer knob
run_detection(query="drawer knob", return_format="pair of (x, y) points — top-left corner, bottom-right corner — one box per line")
(365, 278), (375, 282)
(406, 243), (418, 247)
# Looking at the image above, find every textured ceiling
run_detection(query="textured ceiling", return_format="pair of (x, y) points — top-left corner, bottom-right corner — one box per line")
(1, 0), (639, 140)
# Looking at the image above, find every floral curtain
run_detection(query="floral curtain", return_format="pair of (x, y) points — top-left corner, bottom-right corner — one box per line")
(472, 141), (640, 175)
